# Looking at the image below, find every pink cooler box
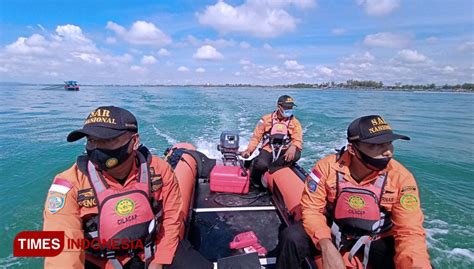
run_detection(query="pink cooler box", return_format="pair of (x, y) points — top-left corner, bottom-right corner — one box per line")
(210, 165), (250, 194)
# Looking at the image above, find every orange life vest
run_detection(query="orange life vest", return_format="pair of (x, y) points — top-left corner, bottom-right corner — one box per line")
(78, 148), (163, 268)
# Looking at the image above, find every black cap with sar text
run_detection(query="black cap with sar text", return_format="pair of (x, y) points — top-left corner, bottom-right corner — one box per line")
(277, 95), (297, 107)
(347, 115), (410, 144)
(67, 106), (138, 142)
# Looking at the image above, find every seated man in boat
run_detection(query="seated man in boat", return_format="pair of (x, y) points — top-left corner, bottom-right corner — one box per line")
(240, 95), (303, 188)
(276, 115), (432, 269)
(43, 106), (211, 269)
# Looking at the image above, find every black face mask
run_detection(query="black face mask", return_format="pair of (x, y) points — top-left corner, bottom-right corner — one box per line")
(354, 145), (391, 171)
(87, 138), (133, 171)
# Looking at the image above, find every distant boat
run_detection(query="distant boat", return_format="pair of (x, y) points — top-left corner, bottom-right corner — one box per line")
(64, 81), (79, 91)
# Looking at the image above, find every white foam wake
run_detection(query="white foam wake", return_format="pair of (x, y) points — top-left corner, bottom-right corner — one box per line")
(152, 125), (178, 145)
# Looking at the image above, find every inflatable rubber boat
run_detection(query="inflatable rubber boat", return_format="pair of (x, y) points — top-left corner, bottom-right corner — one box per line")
(164, 131), (312, 268)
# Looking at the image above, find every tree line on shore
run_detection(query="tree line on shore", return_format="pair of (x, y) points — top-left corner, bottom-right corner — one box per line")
(282, 80), (474, 91)
(280, 80), (474, 91)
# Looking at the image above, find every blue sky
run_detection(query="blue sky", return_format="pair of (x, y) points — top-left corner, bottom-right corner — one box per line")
(0, 0), (472, 85)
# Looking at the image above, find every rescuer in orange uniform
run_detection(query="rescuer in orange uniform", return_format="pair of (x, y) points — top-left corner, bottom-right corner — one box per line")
(276, 115), (432, 269)
(43, 106), (211, 269)
(240, 95), (303, 188)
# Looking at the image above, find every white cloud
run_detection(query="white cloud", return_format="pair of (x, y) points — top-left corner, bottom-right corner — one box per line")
(357, 0), (400, 16)
(141, 55), (157, 65)
(263, 43), (273, 50)
(6, 34), (48, 54)
(457, 41), (474, 52)
(177, 66), (190, 72)
(240, 41), (251, 49)
(196, 0), (316, 38)
(205, 38), (235, 48)
(158, 48), (170, 56)
(106, 21), (171, 47)
(113, 54), (133, 64)
(130, 65), (147, 72)
(55, 24), (89, 42)
(185, 35), (236, 48)
(359, 62), (372, 69)
(344, 52), (375, 62)
(5, 24), (99, 57)
(106, 37), (117, 44)
(442, 66), (455, 74)
(240, 59), (251, 65)
(316, 66), (334, 76)
(284, 60), (304, 70)
(72, 53), (103, 64)
(193, 45), (224, 60)
(397, 49), (427, 63)
(196, 67), (206, 73)
(332, 28), (346, 35)
(250, 0), (316, 9)
(364, 32), (411, 48)
(43, 71), (59, 77)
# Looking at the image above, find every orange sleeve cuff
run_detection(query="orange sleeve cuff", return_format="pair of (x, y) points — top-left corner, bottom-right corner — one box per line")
(311, 227), (332, 248)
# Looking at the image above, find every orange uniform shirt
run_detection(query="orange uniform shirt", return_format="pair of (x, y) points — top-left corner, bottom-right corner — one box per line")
(301, 151), (432, 269)
(246, 112), (303, 154)
(43, 154), (182, 268)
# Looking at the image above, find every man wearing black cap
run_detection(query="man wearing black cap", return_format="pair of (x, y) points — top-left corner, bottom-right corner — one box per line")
(240, 95), (303, 188)
(276, 115), (431, 269)
(43, 106), (212, 269)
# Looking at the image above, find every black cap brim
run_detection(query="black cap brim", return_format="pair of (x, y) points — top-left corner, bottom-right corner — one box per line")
(280, 103), (297, 107)
(360, 133), (410, 144)
(67, 126), (127, 142)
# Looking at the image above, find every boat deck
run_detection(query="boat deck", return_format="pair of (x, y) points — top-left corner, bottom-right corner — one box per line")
(188, 182), (281, 267)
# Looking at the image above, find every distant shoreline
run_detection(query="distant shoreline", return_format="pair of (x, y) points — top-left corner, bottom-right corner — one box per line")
(1, 82), (473, 93)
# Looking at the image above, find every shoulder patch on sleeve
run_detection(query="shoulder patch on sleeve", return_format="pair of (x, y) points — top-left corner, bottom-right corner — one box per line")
(400, 193), (419, 211)
(306, 169), (321, 193)
(307, 179), (318, 193)
(47, 192), (66, 214)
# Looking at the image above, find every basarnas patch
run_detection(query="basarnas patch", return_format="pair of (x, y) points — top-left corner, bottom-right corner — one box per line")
(307, 179), (318, 192)
(48, 192), (66, 214)
(400, 193), (419, 211)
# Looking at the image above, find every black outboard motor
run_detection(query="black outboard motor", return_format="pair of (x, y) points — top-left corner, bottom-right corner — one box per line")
(217, 131), (240, 165)
(210, 131), (249, 193)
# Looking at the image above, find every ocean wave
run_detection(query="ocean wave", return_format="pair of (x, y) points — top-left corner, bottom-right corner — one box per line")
(152, 125), (178, 145)
(449, 248), (474, 261)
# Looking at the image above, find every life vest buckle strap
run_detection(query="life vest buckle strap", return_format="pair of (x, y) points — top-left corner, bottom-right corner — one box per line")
(331, 222), (343, 250)
(144, 243), (154, 259)
(106, 250), (116, 259)
(88, 231), (98, 239)
(348, 235), (372, 269)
